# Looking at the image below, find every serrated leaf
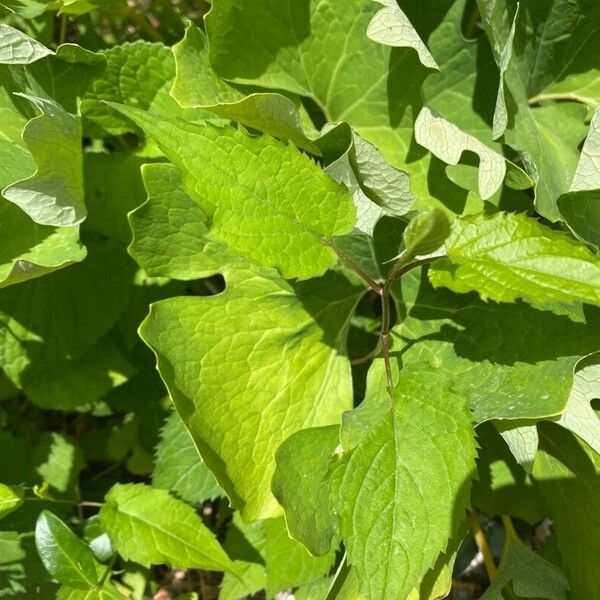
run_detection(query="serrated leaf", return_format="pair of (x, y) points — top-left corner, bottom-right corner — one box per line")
(35, 510), (98, 590)
(272, 425), (339, 556)
(0, 483), (24, 520)
(171, 24), (320, 153)
(56, 583), (126, 600)
(333, 369), (476, 600)
(317, 123), (415, 236)
(152, 412), (222, 505)
(481, 518), (568, 600)
(389, 268), (600, 423)
(0, 24), (52, 64)
(140, 266), (363, 519)
(415, 107), (506, 200)
(99, 483), (235, 572)
(533, 425), (600, 599)
(106, 103), (355, 279)
(429, 212), (600, 306)
(2, 95), (85, 227)
(366, 0), (437, 69)
(129, 162), (230, 280)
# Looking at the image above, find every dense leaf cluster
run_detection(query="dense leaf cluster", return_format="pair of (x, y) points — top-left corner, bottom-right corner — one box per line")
(1, 1), (599, 599)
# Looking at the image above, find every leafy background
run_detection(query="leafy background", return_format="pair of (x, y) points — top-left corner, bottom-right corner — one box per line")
(0, 0), (599, 599)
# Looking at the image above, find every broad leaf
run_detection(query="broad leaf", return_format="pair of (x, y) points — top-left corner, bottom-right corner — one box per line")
(35, 511), (98, 590)
(0, 24), (52, 64)
(129, 162), (230, 280)
(481, 518), (568, 600)
(429, 212), (600, 306)
(99, 483), (235, 572)
(0, 483), (23, 520)
(107, 103), (356, 279)
(272, 425), (339, 555)
(2, 95), (85, 227)
(533, 425), (600, 600)
(140, 265), (363, 519)
(56, 583), (126, 600)
(477, 0), (597, 219)
(81, 40), (205, 137)
(333, 369), (476, 599)
(171, 24), (319, 153)
(152, 412), (222, 505)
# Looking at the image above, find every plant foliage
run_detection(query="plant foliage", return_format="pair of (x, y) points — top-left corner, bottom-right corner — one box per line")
(0, 1), (599, 599)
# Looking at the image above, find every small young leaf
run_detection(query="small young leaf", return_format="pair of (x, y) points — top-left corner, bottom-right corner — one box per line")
(99, 483), (236, 573)
(403, 209), (451, 257)
(429, 212), (600, 305)
(35, 510), (98, 590)
(0, 483), (24, 520)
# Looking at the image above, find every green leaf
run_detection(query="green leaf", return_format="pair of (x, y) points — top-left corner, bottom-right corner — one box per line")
(2, 95), (85, 227)
(0, 238), (133, 408)
(390, 268), (600, 422)
(99, 483), (236, 572)
(129, 162), (231, 280)
(558, 106), (600, 245)
(140, 266), (363, 520)
(333, 369), (476, 599)
(472, 423), (545, 524)
(402, 208), (450, 257)
(494, 420), (539, 473)
(0, 24), (52, 64)
(35, 510), (98, 590)
(415, 107), (506, 200)
(533, 424), (600, 600)
(317, 123), (415, 236)
(32, 433), (85, 498)
(477, 0), (596, 219)
(152, 412), (222, 505)
(106, 102), (356, 279)
(272, 425), (339, 556)
(220, 514), (336, 600)
(0, 483), (24, 520)
(481, 518), (568, 600)
(366, 0), (437, 69)
(81, 40), (204, 137)
(171, 24), (320, 153)
(429, 212), (600, 306)
(551, 352), (600, 455)
(56, 583), (126, 600)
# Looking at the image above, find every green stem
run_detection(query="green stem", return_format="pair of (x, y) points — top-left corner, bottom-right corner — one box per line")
(470, 511), (498, 583)
(59, 14), (67, 45)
